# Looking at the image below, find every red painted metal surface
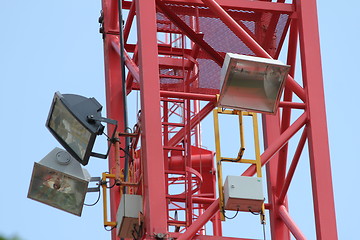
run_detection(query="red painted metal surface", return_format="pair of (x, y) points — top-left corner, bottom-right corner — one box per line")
(262, 113), (291, 240)
(135, 0), (168, 236)
(101, 1), (124, 239)
(100, 0), (338, 239)
(296, 0), (338, 238)
(278, 205), (305, 240)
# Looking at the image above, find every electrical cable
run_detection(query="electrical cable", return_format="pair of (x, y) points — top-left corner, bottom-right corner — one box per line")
(132, 231), (137, 240)
(104, 225), (116, 232)
(101, 172), (117, 188)
(103, 131), (111, 141)
(249, 208), (261, 215)
(84, 190), (101, 206)
(132, 223), (140, 239)
(133, 123), (139, 134)
(125, 127), (133, 133)
(222, 208), (240, 220)
(118, 3), (129, 239)
(263, 222), (266, 240)
(118, 0), (131, 193)
(118, 147), (126, 158)
(120, 147), (134, 162)
(106, 180), (117, 189)
(248, 207), (266, 240)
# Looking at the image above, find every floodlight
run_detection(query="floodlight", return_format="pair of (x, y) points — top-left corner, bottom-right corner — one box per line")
(46, 92), (117, 166)
(218, 53), (290, 114)
(28, 148), (91, 216)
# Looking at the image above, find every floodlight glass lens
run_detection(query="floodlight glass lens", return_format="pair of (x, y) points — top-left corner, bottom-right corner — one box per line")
(221, 62), (273, 112)
(49, 98), (91, 160)
(219, 54), (289, 113)
(28, 163), (88, 216)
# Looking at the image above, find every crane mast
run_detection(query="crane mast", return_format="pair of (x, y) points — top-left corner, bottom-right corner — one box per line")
(100, 0), (337, 239)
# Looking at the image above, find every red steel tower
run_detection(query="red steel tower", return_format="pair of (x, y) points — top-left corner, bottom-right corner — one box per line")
(100, 0), (338, 239)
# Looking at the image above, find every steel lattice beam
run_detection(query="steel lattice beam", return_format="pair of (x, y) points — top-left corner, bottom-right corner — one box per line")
(100, 0), (338, 239)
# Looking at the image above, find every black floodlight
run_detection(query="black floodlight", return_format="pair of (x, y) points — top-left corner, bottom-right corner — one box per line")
(28, 148), (91, 216)
(46, 92), (117, 166)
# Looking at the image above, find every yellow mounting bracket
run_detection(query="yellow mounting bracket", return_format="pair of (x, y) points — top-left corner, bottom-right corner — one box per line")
(101, 171), (142, 228)
(102, 172), (118, 228)
(213, 108), (263, 221)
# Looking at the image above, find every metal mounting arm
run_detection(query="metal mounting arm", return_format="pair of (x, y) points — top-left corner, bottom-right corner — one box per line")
(87, 115), (119, 159)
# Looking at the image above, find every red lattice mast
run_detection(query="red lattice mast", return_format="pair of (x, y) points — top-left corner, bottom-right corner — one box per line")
(100, 0), (338, 239)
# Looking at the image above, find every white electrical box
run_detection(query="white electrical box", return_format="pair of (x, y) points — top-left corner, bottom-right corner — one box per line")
(223, 176), (264, 212)
(116, 194), (143, 238)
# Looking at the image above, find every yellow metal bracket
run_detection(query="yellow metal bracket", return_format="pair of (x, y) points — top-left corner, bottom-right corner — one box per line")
(213, 108), (263, 222)
(101, 171), (142, 228)
(102, 172), (118, 228)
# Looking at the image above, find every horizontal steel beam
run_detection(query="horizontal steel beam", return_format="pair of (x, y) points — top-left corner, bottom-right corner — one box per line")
(160, 0), (294, 13)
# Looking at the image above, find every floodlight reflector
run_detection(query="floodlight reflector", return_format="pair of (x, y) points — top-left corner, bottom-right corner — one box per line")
(218, 53), (290, 114)
(28, 148), (91, 216)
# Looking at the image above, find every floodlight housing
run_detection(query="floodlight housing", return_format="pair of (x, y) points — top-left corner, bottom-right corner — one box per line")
(27, 148), (91, 216)
(46, 92), (116, 166)
(218, 53), (290, 114)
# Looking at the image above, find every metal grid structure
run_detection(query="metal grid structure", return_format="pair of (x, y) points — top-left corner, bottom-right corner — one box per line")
(100, 0), (338, 239)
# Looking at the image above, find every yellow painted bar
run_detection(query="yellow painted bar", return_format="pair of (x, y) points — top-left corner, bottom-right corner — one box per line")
(102, 172), (117, 227)
(239, 159), (258, 164)
(249, 113), (266, 223)
(221, 158), (257, 164)
(213, 107), (264, 222)
(238, 111), (245, 160)
(252, 113), (262, 178)
(213, 109), (225, 221)
(261, 204), (266, 224)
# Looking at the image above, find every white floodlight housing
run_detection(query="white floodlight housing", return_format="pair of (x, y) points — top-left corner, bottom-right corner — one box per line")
(27, 148), (91, 216)
(219, 53), (290, 114)
(46, 92), (117, 166)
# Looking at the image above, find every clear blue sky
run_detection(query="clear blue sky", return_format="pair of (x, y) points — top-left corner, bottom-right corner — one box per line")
(0, 0), (357, 239)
